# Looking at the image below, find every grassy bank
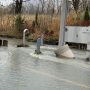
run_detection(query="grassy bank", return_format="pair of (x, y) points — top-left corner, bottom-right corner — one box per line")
(0, 12), (89, 44)
(0, 14), (60, 41)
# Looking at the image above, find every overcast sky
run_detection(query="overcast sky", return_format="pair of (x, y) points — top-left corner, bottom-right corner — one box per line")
(0, 0), (13, 6)
(0, 0), (38, 6)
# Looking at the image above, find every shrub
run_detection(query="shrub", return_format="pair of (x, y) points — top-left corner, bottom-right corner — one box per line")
(84, 6), (90, 21)
(15, 14), (24, 33)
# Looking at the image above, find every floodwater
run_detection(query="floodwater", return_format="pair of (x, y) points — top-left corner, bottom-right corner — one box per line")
(0, 38), (90, 90)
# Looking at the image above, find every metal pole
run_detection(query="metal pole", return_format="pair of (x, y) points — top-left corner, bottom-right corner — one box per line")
(41, 34), (44, 46)
(23, 29), (28, 45)
(59, 0), (67, 46)
(1, 5), (3, 30)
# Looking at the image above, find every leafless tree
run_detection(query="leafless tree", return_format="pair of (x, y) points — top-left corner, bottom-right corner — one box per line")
(72, 0), (80, 13)
(13, 0), (31, 14)
(81, 0), (90, 11)
(39, 0), (46, 13)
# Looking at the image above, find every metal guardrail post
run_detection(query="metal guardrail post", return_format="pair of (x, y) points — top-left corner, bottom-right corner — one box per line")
(35, 37), (41, 54)
(23, 29), (28, 46)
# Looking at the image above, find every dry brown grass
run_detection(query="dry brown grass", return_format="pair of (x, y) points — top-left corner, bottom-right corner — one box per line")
(0, 13), (87, 40)
(0, 14), (35, 38)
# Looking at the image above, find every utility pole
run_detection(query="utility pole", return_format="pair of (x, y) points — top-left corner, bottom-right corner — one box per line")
(59, 0), (67, 46)
(55, 0), (74, 58)
(1, 4), (4, 31)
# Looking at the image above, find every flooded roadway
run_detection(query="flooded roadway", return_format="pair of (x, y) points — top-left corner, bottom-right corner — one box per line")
(0, 38), (90, 90)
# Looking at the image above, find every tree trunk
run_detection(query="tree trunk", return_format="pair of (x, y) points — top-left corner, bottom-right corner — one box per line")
(15, 0), (23, 14)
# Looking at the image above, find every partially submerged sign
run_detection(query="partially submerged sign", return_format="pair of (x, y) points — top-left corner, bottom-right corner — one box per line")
(65, 26), (90, 50)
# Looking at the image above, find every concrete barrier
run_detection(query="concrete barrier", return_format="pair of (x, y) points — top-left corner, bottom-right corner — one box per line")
(0, 40), (8, 47)
(0, 40), (2, 46)
(55, 45), (75, 59)
(3, 40), (8, 46)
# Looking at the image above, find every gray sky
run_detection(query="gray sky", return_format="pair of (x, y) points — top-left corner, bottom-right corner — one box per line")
(0, 0), (37, 6)
(0, 0), (13, 6)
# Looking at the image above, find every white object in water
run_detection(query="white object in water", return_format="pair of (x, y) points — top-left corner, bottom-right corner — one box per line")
(23, 29), (28, 45)
(55, 45), (75, 58)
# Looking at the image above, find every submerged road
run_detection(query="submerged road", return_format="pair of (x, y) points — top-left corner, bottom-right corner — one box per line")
(0, 47), (90, 90)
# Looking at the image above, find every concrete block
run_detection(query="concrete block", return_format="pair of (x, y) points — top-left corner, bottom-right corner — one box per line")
(0, 40), (2, 46)
(3, 40), (8, 46)
(55, 45), (75, 59)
